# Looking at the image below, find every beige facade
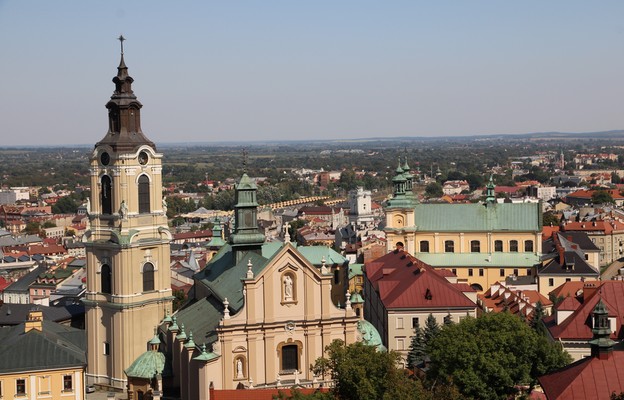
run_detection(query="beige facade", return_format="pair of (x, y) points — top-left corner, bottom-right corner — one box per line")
(170, 244), (359, 393)
(84, 54), (173, 390)
(0, 368), (84, 400)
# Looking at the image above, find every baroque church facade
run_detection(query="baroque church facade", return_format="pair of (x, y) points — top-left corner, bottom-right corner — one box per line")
(84, 44), (374, 399)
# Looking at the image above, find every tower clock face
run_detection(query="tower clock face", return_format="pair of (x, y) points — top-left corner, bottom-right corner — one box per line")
(100, 152), (110, 166)
(138, 151), (149, 165)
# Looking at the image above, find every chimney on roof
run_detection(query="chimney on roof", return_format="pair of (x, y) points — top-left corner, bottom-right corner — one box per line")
(24, 309), (43, 333)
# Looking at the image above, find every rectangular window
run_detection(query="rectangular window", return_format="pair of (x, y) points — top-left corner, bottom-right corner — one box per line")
(451, 268), (457, 276)
(479, 268), (484, 277)
(513, 269), (519, 276)
(566, 278), (571, 282)
(510, 240), (518, 252)
(103, 342), (110, 356)
(468, 268), (473, 277)
(419, 240), (429, 253)
(396, 317), (404, 329)
(526, 268), (532, 276)
(412, 317), (419, 329)
(549, 278), (554, 287)
(282, 345), (298, 371)
(397, 338), (405, 351)
(499, 268), (505, 277)
(470, 240), (480, 253)
(524, 240), (534, 252)
(585, 254), (589, 261)
(63, 375), (73, 391)
(445, 240), (454, 253)
(16, 379), (25, 396)
(495, 240), (503, 252)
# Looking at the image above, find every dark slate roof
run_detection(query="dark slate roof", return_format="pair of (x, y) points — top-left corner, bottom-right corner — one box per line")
(0, 320), (85, 373)
(557, 231), (600, 252)
(174, 296), (224, 346)
(539, 252), (599, 277)
(4, 264), (48, 292)
(0, 303), (83, 326)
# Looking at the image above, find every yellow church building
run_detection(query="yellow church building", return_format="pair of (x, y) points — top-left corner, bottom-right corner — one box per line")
(384, 161), (542, 292)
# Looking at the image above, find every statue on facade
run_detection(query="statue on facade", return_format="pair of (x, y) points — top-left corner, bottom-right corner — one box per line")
(236, 359), (244, 379)
(120, 200), (128, 220)
(284, 275), (293, 301)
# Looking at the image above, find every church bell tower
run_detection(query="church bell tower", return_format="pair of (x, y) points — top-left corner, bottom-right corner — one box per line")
(84, 37), (173, 389)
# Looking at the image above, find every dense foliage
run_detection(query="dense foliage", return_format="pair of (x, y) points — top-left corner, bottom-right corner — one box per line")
(427, 312), (571, 400)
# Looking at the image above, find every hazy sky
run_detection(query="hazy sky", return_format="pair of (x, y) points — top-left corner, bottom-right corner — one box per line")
(1, 1), (624, 146)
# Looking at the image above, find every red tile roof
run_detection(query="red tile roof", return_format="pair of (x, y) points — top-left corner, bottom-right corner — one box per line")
(563, 219), (624, 234)
(366, 250), (476, 310)
(539, 351), (624, 400)
(209, 387), (329, 400)
(550, 280), (600, 299)
(547, 281), (624, 341)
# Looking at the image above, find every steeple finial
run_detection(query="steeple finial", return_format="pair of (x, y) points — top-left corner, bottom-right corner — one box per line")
(118, 35), (126, 55)
(242, 148), (248, 173)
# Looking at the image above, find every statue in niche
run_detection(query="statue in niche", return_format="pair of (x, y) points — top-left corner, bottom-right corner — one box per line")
(283, 275), (293, 301)
(119, 200), (128, 220)
(236, 358), (244, 379)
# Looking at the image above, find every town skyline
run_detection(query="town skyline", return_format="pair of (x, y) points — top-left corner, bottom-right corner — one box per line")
(2, 1), (624, 146)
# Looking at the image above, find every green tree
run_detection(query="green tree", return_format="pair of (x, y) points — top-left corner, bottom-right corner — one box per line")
(172, 289), (187, 312)
(542, 212), (560, 227)
(425, 182), (443, 198)
(423, 314), (440, 345)
(23, 221), (41, 235)
(427, 312), (571, 400)
(592, 190), (614, 204)
(311, 340), (425, 400)
(530, 301), (546, 332)
(41, 221), (56, 228)
(407, 324), (426, 370)
(52, 195), (81, 214)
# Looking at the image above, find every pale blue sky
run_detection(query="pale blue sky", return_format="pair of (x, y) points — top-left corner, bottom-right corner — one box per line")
(1, 1), (623, 146)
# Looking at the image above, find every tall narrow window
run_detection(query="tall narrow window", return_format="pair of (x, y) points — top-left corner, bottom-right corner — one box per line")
(138, 175), (150, 214)
(101, 175), (112, 215)
(282, 345), (298, 371)
(419, 240), (429, 253)
(16, 379), (25, 395)
(444, 240), (454, 253)
(510, 240), (518, 252)
(524, 240), (534, 252)
(143, 262), (155, 292)
(101, 264), (112, 294)
(494, 240), (503, 252)
(470, 240), (480, 253)
(63, 375), (73, 391)
(334, 269), (340, 284)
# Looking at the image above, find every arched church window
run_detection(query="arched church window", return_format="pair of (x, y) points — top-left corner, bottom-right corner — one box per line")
(101, 264), (112, 294)
(101, 176), (112, 215)
(143, 262), (154, 292)
(138, 175), (150, 214)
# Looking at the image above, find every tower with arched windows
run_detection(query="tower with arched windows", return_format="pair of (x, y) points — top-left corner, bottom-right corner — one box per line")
(83, 40), (173, 389)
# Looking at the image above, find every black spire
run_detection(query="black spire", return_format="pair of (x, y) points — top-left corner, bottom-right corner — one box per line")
(96, 36), (156, 153)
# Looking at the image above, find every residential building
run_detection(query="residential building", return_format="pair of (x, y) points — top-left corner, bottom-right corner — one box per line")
(543, 280), (624, 361)
(442, 180), (469, 195)
(561, 218), (624, 266)
(478, 281), (552, 322)
(537, 232), (600, 296)
(363, 248), (477, 364)
(539, 300), (624, 399)
(0, 309), (86, 400)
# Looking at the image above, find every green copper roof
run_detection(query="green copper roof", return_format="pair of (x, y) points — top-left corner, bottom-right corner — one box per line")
(350, 292), (364, 304)
(357, 320), (386, 352)
(297, 246), (347, 266)
(125, 350), (171, 379)
(193, 344), (220, 362)
(405, 202), (541, 232)
(348, 264), (364, 279)
(149, 334), (161, 346)
(236, 173), (257, 190)
(174, 296), (223, 346)
(414, 252), (540, 268)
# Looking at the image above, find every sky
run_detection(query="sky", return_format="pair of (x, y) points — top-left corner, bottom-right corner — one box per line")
(1, 1), (624, 146)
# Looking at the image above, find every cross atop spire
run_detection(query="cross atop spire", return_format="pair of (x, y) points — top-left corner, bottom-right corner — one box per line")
(118, 35), (126, 55)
